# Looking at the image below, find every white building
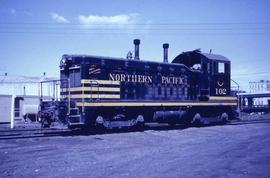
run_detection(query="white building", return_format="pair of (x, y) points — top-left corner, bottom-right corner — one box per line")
(0, 74), (59, 123)
(249, 80), (270, 105)
(0, 74), (59, 96)
(249, 80), (270, 93)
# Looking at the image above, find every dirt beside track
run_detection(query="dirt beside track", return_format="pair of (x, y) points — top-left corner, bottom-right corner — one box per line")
(0, 120), (270, 178)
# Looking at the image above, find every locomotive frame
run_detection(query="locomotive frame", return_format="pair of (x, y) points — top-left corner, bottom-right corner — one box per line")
(39, 39), (238, 129)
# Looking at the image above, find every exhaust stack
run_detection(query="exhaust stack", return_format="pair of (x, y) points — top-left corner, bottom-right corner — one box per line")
(163, 43), (169, 63)
(133, 39), (140, 60)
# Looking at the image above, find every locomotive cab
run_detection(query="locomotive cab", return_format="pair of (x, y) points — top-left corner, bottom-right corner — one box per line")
(172, 50), (231, 98)
(210, 55), (231, 97)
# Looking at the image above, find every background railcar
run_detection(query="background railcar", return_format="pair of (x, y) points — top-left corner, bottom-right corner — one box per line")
(40, 39), (237, 129)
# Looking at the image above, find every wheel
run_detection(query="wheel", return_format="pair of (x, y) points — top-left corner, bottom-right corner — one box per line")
(41, 119), (50, 128)
(136, 115), (144, 123)
(95, 116), (106, 133)
(220, 112), (229, 124)
(135, 115), (145, 131)
(192, 113), (203, 127)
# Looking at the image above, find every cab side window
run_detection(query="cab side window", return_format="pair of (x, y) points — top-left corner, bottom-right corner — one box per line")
(192, 63), (201, 70)
(213, 61), (229, 74)
(218, 62), (225, 73)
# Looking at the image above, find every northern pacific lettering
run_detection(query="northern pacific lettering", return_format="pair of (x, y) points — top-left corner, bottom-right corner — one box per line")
(109, 73), (184, 85)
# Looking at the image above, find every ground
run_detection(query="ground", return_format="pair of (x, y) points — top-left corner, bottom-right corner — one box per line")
(0, 120), (270, 178)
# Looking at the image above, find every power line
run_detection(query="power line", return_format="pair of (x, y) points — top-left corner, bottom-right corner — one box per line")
(1, 26), (270, 30)
(0, 29), (270, 35)
(1, 21), (269, 35)
(1, 22), (270, 26)
(0, 30), (270, 36)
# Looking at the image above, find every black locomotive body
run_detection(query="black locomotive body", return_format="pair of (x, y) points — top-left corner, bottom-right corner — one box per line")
(40, 40), (237, 129)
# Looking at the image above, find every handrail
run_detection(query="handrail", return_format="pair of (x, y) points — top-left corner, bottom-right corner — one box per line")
(231, 79), (241, 118)
(39, 79), (70, 114)
(89, 80), (99, 100)
(82, 81), (85, 114)
(68, 78), (70, 115)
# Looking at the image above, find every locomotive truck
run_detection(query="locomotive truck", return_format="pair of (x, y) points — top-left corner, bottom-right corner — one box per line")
(39, 39), (237, 129)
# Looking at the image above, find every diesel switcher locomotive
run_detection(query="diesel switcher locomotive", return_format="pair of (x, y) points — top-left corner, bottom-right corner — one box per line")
(39, 39), (237, 129)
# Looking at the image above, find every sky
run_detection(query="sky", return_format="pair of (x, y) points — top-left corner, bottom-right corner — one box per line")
(0, 0), (270, 91)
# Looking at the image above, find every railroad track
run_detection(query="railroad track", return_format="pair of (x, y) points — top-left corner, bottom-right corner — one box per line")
(0, 119), (269, 140)
(227, 118), (270, 125)
(0, 128), (71, 140)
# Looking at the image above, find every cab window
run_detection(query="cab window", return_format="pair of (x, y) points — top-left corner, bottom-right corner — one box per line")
(70, 69), (81, 87)
(213, 61), (229, 74)
(218, 62), (225, 73)
(192, 63), (201, 70)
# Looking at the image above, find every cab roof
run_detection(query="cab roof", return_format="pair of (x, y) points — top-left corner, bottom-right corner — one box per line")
(172, 50), (230, 67)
